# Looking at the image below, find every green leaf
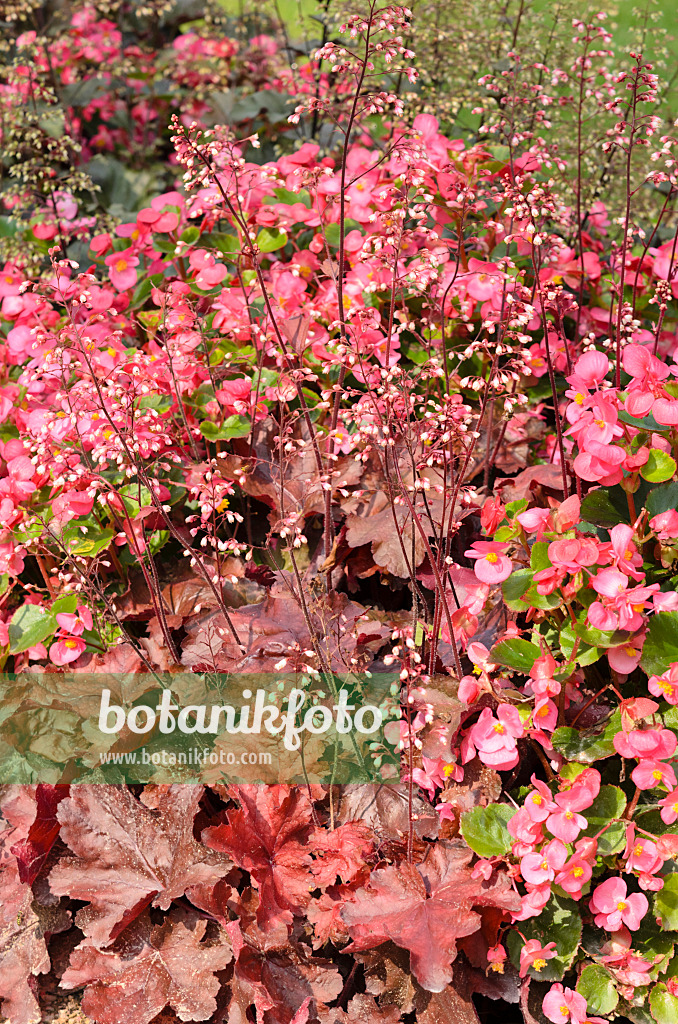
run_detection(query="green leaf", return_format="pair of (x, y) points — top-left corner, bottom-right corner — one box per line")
(502, 569), (531, 604)
(200, 415), (251, 441)
(530, 541), (552, 572)
(576, 964), (618, 1016)
(8, 605), (56, 654)
(551, 710), (622, 763)
(324, 221), (363, 247)
(507, 892), (582, 981)
(180, 226), (200, 245)
(619, 408), (670, 433)
(490, 637), (540, 673)
(580, 488), (625, 528)
(641, 612), (678, 676)
(656, 876), (678, 931)
(257, 227), (287, 253)
(650, 984), (678, 1024)
(580, 785), (627, 855)
(559, 624), (600, 667)
(460, 804), (516, 857)
(62, 523), (115, 557)
(642, 450), (677, 484)
(647, 482), (678, 518)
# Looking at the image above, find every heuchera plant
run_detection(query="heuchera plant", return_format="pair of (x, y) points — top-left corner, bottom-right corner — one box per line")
(1, 1), (678, 1023)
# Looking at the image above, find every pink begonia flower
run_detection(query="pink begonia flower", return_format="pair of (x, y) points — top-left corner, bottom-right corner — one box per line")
(49, 635), (86, 665)
(654, 591), (678, 612)
(532, 697), (558, 732)
(653, 396), (678, 425)
(555, 854), (593, 899)
(626, 837), (663, 877)
(435, 801), (456, 822)
(520, 838), (567, 885)
(458, 675), (480, 704)
(508, 807), (544, 851)
(471, 859), (495, 881)
(486, 944), (507, 972)
(588, 569), (658, 632)
(660, 787), (678, 825)
(623, 344), (670, 417)
(631, 758), (677, 790)
(188, 248), (228, 289)
(568, 350), (611, 391)
(410, 756), (449, 799)
(524, 777), (556, 822)
(590, 877), (648, 932)
(607, 635), (644, 674)
(480, 496), (505, 534)
(468, 704), (524, 771)
(546, 781), (596, 843)
(614, 727), (677, 761)
(547, 537), (598, 573)
(651, 509), (678, 541)
(573, 439), (626, 486)
(517, 506), (551, 539)
(649, 663), (678, 704)
(542, 984), (589, 1024)
(519, 939), (557, 978)
(601, 524), (644, 580)
(511, 883), (551, 922)
(104, 248), (139, 291)
(528, 650), (561, 698)
(464, 541), (513, 584)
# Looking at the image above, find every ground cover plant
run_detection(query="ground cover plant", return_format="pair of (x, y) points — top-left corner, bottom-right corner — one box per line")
(1, 0), (678, 1022)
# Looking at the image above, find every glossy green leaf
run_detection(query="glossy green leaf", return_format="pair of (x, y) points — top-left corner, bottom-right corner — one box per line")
(656, 876), (678, 931)
(507, 893), (582, 981)
(647, 482), (678, 518)
(576, 964), (618, 1016)
(490, 637), (540, 672)
(580, 785), (627, 855)
(257, 227), (288, 253)
(551, 710), (621, 763)
(460, 804), (516, 858)
(650, 983), (678, 1024)
(642, 450), (677, 484)
(8, 605), (56, 654)
(641, 612), (678, 676)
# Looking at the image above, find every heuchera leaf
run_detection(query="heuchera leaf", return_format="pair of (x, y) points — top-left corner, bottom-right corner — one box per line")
(0, 788), (52, 1024)
(202, 784), (315, 929)
(49, 785), (231, 946)
(61, 910), (232, 1024)
(10, 783), (69, 884)
(341, 841), (520, 992)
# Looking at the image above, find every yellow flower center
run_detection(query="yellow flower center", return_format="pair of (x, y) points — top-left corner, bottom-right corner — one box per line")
(532, 958), (547, 971)
(617, 901), (627, 912)
(572, 866), (584, 878)
(485, 552), (499, 564)
(64, 639), (79, 649)
(493, 723), (505, 734)
(115, 258), (128, 273)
